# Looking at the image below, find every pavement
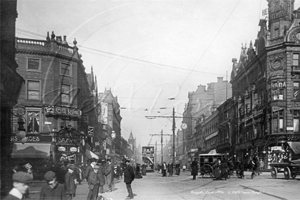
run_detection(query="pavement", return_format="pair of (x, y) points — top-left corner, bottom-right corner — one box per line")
(26, 170), (299, 200)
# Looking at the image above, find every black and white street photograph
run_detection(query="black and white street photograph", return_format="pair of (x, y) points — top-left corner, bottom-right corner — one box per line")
(1, 0), (300, 199)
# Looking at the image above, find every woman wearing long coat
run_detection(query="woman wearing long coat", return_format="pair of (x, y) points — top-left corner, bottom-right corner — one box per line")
(191, 158), (198, 180)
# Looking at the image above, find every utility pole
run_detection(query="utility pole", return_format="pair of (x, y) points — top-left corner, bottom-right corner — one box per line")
(150, 130), (172, 164)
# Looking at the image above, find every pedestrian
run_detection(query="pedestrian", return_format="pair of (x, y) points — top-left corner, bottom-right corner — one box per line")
(124, 159), (135, 200)
(162, 162), (167, 177)
(191, 158), (198, 180)
(168, 162), (173, 176)
(220, 159), (228, 180)
(85, 158), (97, 182)
(182, 164), (186, 172)
(3, 171), (32, 200)
(259, 158), (264, 174)
(40, 171), (66, 200)
(97, 162), (106, 196)
(87, 165), (100, 200)
(213, 158), (222, 180)
(65, 164), (77, 200)
(105, 159), (114, 192)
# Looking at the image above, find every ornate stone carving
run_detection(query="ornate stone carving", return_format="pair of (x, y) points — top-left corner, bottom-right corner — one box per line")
(268, 52), (286, 72)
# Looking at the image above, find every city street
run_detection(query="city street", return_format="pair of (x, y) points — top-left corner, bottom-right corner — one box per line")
(67, 170), (299, 200)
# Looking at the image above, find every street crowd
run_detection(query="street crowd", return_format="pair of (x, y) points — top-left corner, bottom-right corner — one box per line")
(3, 158), (135, 200)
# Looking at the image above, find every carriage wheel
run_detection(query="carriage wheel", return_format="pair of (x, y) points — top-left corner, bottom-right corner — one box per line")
(201, 164), (213, 178)
(284, 167), (291, 180)
(271, 167), (277, 179)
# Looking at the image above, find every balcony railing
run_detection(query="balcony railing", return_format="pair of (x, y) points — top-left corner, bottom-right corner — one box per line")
(16, 38), (46, 46)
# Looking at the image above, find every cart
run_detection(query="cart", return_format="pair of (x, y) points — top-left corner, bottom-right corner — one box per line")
(270, 160), (300, 180)
(199, 154), (225, 178)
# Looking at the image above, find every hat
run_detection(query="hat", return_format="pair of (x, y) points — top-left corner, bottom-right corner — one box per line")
(94, 165), (100, 169)
(90, 158), (97, 163)
(44, 171), (56, 181)
(68, 164), (76, 170)
(107, 159), (111, 162)
(125, 159), (130, 163)
(12, 172), (32, 184)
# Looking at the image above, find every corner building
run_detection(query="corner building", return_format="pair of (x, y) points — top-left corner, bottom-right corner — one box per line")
(231, 0), (300, 168)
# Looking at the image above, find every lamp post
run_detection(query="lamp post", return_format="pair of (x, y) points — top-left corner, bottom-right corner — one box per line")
(16, 117), (27, 143)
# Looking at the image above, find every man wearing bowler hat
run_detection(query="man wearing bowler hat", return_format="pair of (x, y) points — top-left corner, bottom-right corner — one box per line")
(85, 158), (97, 182)
(105, 158), (114, 192)
(4, 171), (32, 200)
(87, 165), (100, 200)
(40, 171), (66, 200)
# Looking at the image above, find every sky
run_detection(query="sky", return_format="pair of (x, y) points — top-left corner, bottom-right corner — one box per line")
(15, 0), (300, 147)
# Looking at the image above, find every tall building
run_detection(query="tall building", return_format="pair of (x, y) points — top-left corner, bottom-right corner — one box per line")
(0, 0), (24, 196)
(230, 0), (300, 169)
(99, 88), (122, 161)
(11, 32), (98, 175)
(182, 77), (231, 164)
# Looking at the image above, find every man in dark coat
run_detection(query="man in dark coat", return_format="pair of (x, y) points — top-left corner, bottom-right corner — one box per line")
(97, 163), (106, 195)
(65, 164), (77, 200)
(87, 165), (100, 200)
(124, 160), (135, 199)
(105, 159), (114, 192)
(85, 158), (97, 182)
(40, 171), (66, 200)
(191, 158), (198, 180)
(3, 172), (32, 200)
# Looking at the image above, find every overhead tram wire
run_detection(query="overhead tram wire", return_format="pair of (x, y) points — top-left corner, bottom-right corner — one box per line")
(16, 28), (226, 77)
(178, 0), (242, 90)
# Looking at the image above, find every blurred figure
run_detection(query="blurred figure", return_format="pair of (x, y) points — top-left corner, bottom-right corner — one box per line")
(191, 158), (198, 180)
(87, 165), (99, 200)
(162, 162), (167, 177)
(40, 171), (66, 200)
(105, 159), (114, 192)
(3, 172), (32, 200)
(182, 164), (186, 172)
(97, 162), (106, 196)
(167, 162), (173, 177)
(85, 159), (97, 182)
(259, 158), (264, 174)
(65, 164), (77, 200)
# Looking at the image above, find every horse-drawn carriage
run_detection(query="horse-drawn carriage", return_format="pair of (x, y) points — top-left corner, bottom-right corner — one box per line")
(199, 153), (225, 178)
(269, 141), (300, 180)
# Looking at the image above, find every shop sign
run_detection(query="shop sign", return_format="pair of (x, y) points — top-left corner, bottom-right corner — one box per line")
(271, 81), (286, 89)
(70, 147), (77, 152)
(11, 135), (52, 143)
(58, 146), (66, 151)
(44, 106), (82, 118)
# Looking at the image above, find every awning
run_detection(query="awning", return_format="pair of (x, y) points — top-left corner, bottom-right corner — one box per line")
(288, 142), (300, 154)
(84, 149), (99, 159)
(12, 143), (51, 158)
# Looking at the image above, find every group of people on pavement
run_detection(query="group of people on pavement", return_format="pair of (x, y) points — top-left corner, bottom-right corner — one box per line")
(4, 158), (136, 200)
(160, 162), (181, 177)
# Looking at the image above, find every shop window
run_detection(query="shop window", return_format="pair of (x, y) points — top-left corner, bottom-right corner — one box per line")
(26, 109), (41, 134)
(293, 110), (300, 132)
(61, 84), (71, 103)
(60, 62), (72, 76)
(293, 82), (300, 99)
(27, 80), (40, 100)
(27, 58), (41, 71)
(272, 89), (284, 100)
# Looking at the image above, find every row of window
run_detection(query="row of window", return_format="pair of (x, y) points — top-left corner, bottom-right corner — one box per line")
(27, 58), (72, 76)
(12, 108), (76, 134)
(27, 80), (71, 103)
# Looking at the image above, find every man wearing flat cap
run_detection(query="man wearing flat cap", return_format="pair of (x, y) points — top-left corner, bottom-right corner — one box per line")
(3, 172), (32, 200)
(65, 164), (77, 200)
(40, 171), (66, 200)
